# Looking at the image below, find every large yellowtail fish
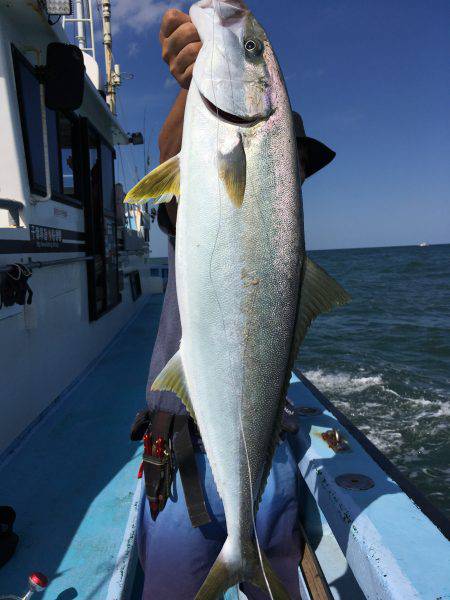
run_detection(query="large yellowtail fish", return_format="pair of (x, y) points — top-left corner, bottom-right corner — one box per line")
(126, 0), (349, 597)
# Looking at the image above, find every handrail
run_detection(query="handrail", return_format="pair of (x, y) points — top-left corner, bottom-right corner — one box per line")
(0, 256), (94, 274)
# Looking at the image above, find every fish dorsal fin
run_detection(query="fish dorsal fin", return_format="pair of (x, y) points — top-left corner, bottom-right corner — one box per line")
(218, 135), (246, 208)
(124, 154), (180, 205)
(255, 256), (350, 509)
(151, 350), (197, 423)
(294, 256), (351, 353)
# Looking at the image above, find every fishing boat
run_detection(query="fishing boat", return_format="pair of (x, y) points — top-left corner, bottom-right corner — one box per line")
(0, 2), (449, 600)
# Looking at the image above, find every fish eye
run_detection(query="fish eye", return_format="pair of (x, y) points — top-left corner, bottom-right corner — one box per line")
(244, 39), (263, 56)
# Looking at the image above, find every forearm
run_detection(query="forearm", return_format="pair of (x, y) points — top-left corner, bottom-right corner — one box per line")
(159, 88), (188, 162)
(158, 89), (188, 227)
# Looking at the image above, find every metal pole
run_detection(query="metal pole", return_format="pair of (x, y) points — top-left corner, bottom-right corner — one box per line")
(87, 0), (96, 61)
(74, 0), (86, 50)
(101, 0), (116, 114)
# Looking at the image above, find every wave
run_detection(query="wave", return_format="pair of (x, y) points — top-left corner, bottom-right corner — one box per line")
(303, 368), (384, 395)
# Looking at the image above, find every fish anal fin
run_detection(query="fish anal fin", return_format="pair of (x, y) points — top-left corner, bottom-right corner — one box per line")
(150, 349), (196, 423)
(218, 135), (246, 208)
(124, 154), (180, 205)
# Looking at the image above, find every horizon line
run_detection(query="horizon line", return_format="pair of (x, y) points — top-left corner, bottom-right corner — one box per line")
(309, 242), (450, 252)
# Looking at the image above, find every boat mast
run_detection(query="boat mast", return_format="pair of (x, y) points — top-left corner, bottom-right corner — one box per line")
(101, 0), (120, 115)
(63, 1), (119, 114)
(74, 0), (86, 52)
(63, 0), (96, 59)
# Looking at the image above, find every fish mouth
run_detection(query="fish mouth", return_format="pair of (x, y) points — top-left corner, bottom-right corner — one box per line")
(200, 92), (264, 126)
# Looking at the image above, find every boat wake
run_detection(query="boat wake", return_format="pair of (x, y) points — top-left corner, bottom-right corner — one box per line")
(303, 368), (385, 395)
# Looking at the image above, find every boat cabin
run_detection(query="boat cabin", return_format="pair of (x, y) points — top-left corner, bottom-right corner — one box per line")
(0, 0), (151, 454)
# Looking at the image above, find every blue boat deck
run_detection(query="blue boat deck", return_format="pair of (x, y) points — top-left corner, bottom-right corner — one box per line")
(0, 296), (164, 599)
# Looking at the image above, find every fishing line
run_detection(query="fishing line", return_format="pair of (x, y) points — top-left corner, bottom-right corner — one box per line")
(211, 1), (274, 598)
(207, 4), (239, 595)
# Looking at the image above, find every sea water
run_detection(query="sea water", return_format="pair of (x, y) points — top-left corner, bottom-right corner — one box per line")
(295, 243), (450, 517)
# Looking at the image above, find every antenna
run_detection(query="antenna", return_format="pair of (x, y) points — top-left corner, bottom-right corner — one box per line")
(62, 0), (96, 60)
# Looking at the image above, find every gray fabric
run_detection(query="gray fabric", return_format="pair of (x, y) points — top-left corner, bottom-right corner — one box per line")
(146, 205), (187, 415)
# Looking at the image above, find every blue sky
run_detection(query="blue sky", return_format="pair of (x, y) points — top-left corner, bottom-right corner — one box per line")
(83, 0), (449, 252)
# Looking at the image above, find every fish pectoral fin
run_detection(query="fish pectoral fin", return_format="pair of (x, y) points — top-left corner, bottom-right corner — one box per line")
(296, 257), (351, 349)
(124, 153), (180, 205)
(218, 135), (246, 208)
(150, 350), (196, 423)
(153, 192), (179, 205)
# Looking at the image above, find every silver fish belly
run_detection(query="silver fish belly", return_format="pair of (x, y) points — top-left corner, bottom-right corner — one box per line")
(177, 80), (302, 540)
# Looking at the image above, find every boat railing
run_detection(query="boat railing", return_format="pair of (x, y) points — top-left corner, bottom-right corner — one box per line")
(0, 256), (94, 274)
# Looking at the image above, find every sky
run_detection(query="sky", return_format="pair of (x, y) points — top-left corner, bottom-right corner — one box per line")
(77, 0), (449, 253)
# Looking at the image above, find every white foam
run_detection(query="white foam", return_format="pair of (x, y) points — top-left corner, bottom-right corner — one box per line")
(408, 397), (433, 406)
(304, 368), (384, 395)
(302, 367), (449, 457)
(433, 404), (450, 418)
(365, 431), (405, 454)
(409, 397), (450, 418)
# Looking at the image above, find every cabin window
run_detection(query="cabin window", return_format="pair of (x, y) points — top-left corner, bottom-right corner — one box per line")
(12, 46), (82, 207)
(84, 124), (120, 320)
(53, 112), (81, 201)
(12, 48), (47, 193)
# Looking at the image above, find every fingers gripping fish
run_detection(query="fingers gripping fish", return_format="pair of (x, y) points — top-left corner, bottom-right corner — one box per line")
(125, 1), (350, 598)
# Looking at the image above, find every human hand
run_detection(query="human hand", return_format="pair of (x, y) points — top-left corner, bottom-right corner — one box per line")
(159, 9), (202, 89)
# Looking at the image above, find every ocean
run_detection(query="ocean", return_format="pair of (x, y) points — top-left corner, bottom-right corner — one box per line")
(295, 243), (450, 518)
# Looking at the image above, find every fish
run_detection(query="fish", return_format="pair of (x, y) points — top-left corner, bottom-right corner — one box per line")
(125, 0), (350, 598)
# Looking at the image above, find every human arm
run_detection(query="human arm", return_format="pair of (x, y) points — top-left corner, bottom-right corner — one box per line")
(158, 89), (188, 230)
(158, 9), (202, 230)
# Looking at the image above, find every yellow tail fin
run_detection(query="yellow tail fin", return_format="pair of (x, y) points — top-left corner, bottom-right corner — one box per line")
(195, 538), (290, 600)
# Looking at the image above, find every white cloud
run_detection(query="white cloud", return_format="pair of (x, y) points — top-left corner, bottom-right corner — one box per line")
(127, 41), (139, 57)
(163, 76), (177, 89)
(111, 0), (188, 35)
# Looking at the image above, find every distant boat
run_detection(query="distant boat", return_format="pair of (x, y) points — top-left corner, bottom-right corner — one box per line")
(419, 242), (430, 247)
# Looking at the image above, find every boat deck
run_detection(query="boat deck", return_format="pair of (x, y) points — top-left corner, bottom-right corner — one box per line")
(0, 296), (163, 598)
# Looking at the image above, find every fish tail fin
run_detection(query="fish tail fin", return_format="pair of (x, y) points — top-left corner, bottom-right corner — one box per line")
(195, 538), (290, 600)
(250, 547), (291, 600)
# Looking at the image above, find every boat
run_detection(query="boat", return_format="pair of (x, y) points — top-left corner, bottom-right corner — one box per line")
(418, 242), (430, 247)
(0, 2), (449, 599)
